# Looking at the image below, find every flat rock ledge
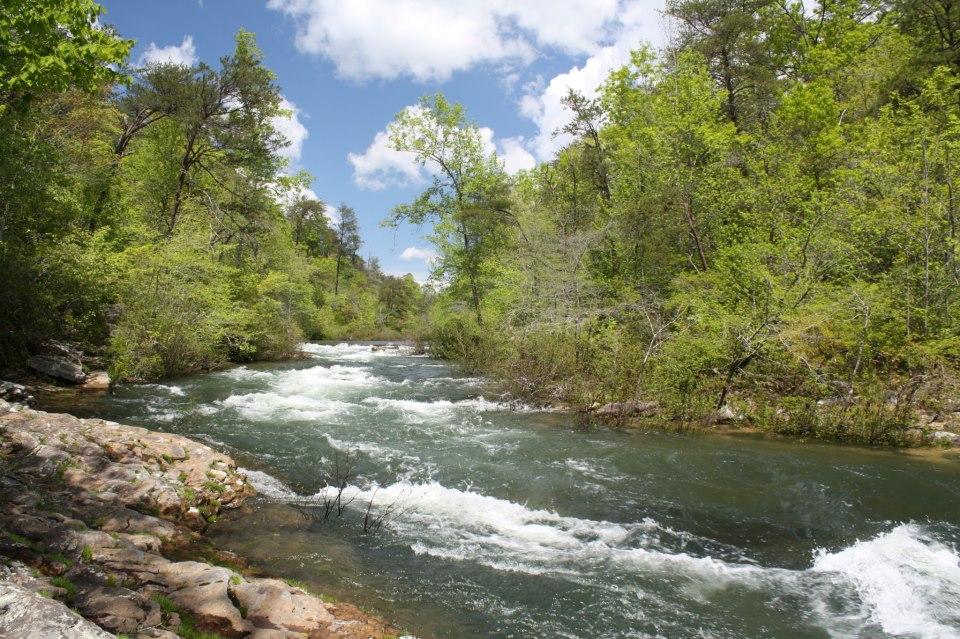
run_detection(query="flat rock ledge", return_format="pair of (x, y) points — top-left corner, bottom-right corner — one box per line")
(0, 400), (399, 638)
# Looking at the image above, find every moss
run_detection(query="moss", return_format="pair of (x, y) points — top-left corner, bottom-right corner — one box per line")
(229, 573), (241, 586)
(178, 471), (189, 483)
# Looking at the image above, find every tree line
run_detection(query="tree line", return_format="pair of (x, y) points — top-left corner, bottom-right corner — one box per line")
(0, 0), (424, 381)
(390, 0), (960, 443)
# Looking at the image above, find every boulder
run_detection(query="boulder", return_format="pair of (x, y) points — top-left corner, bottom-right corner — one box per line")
(929, 431), (960, 446)
(232, 577), (334, 634)
(0, 581), (114, 638)
(80, 371), (110, 391)
(714, 404), (741, 424)
(0, 381), (32, 405)
(594, 400), (658, 417)
(26, 354), (86, 384)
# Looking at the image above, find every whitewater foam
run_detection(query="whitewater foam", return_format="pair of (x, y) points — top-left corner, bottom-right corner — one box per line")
(218, 366), (273, 381)
(811, 524), (960, 638)
(240, 466), (960, 639)
(222, 392), (355, 422)
(362, 396), (542, 417)
(241, 468), (300, 500)
(301, 342), (415, 361)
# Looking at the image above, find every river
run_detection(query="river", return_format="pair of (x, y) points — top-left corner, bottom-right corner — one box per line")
(48, 342), (960, 638)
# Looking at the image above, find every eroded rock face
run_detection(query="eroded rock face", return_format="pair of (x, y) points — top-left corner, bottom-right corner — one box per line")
(26, 354), (87, 384)
(0, 400), (399, 638)
(0, 581), (115, 639)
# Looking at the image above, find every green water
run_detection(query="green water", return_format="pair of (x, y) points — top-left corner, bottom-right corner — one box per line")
(50, 343), (960, 638)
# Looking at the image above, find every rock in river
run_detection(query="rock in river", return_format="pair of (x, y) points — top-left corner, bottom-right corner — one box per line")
(0, 400), (400, 638)
(26, 354), (87, 384)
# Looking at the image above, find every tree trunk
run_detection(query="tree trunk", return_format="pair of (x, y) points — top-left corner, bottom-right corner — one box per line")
(169, 128), (200, 236)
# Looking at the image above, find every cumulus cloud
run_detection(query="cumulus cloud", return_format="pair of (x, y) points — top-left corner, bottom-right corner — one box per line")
(140, 35), (198, 67)
(400, 246), (437, 263)
(498, 136), (537, 174)
(272, 97), (309, 163)
(349, 107), (539, 189)
(520, 3), (665, 160)
(267, 0), (625, 82)
(348, 126), (425, 190)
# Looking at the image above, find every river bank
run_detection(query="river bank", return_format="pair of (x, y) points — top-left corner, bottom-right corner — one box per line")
(0, 399), (401, 638)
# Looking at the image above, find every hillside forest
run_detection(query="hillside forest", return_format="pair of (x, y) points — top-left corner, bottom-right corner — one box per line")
(5, 0), (960, 443)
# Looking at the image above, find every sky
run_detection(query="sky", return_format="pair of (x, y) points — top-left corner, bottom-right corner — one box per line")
(98, 0), (669, 282)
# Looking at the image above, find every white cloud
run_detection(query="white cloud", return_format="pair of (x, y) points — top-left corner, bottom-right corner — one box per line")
(348, 126), (425, 190)
(498, 136), (537, 174)
(520, 3), (665, 160)
(400, 246), (437, 262)
(349, 107), (537, 188)
(267, 0), (627, 82)
(272, 97), (309, 163)
(140, 35), (197, 67)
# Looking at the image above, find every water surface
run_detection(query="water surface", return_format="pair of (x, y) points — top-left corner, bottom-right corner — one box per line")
(51, 343), (960, 638)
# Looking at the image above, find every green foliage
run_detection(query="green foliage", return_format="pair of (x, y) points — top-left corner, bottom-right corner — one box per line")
(0, 8), (424, 379)
(406, 1), (960, 444)
(0, 0), (131, 114)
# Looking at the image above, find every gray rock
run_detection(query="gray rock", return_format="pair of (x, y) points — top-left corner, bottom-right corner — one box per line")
(0, 581), (114, 638)
(0, 381), (32, 404)
(80, 371), (110, 391)
(714, 404), (741, 424)
(26, 355), (86, 384)
(594, 400), (658, 417)
(929, 431), (960, 446)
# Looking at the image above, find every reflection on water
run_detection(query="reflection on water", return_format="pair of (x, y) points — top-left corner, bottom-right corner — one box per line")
(46, 342), (960, 639)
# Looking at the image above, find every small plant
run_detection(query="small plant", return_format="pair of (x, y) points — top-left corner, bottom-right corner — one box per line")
(50, 576), (77, 601)
(5, 531), (34, 548)
(178, 471), (189, 483)
(203, 480), (226, 494)
(81, 546), (93, 563)
(46, 551), (73, 567)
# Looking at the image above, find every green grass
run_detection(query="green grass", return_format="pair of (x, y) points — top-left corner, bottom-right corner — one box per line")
(5, 531), (35, 549)
(81, 546), (93, 563)
(50, 576), (77, 601)
(46, 551), (73, 567)
(151, 593), (225, 639)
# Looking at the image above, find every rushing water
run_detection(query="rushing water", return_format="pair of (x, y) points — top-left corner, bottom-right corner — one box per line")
(49, 342), (960, 638)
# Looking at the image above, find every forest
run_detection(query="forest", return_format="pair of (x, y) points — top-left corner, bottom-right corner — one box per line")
(4, 0), (960, 443)
(0, 1), (425, 383)
(388, 0), (960, 443)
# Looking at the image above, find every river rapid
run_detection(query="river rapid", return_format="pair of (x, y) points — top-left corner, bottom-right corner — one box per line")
(51, 342), (960, 638)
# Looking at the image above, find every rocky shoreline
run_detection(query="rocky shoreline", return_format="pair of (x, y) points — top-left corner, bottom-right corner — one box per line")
(0, 400), (401, 638)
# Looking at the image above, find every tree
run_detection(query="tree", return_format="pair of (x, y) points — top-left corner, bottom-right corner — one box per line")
(386, 94), (512, 324)
(333, 204), (361, 295)
(665, 0), (779, 129)
(162, 30), (285, 235)
(0, 0), (130, 114)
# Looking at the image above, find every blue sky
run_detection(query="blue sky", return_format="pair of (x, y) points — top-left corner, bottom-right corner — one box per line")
(98, 0), (667, 281)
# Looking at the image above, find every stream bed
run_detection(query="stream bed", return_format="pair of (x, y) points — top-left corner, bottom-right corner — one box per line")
(47, 342), (960, 638)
